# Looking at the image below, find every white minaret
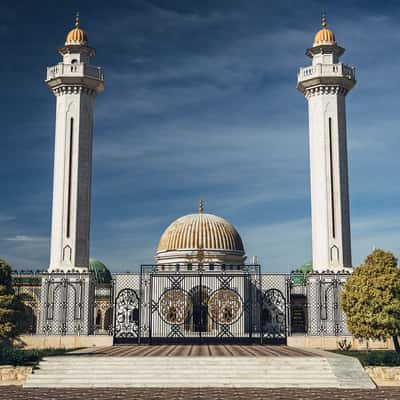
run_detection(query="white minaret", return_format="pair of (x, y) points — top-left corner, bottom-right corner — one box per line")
(46, 15), (104, 272)
(297, 15), (355, 272)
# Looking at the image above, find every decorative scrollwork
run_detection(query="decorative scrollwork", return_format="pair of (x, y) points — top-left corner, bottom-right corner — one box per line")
(115, 289), (140, 338)
(261, 288), (286, 338)
(159, 289), (191, 325)
(208, 289), (242, 325)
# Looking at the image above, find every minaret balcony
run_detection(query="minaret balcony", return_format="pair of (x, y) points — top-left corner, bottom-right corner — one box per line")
(298, 63), (355, 82)
(46, 62), (104, 82)
(297, 63), (355, 92)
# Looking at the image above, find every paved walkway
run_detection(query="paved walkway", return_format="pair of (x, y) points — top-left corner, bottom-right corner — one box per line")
(2, 387), (400, 399)
(71, 344), (316, 357)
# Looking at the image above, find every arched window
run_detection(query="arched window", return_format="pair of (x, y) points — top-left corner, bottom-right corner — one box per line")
(95, 309), (102, 326)
(104, 308), (113, 332)
(187, 286), (210, 332)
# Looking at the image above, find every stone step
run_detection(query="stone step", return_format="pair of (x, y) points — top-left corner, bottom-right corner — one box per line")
(35, 365), (330, 370)
(30, 366), (333, 372)
(25, 377), (339, 383)
(27, 375), (337, 380)
(24, 353), (376, 389)
(30, 370), (332, 375)
(25, 383), (345, 388)
(36, 365), (329, 370)
(35, 362), (331, 368)
(30, 370), (333, 376)
(28, 374), (334, 380)
(40, 356), (325, 362)
(27, 380), (338, 386)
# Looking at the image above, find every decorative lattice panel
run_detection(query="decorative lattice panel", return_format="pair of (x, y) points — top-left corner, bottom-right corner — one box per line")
(38, 273), (95, 336)
(306, 273), (351, 336)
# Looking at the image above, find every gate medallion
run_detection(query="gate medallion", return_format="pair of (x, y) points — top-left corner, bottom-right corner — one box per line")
(208, 289), (243, 325)
(158, 289), (191, 325)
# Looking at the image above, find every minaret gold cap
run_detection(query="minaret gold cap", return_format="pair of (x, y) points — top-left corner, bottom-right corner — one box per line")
(313, 13), (336, 46)
(65, 12), (88, 46)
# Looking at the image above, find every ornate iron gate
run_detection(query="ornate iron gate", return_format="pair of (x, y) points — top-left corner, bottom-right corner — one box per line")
(114, 288), (140, 343)
(259, 288), (286, 341)
(112, 267), (289, 344)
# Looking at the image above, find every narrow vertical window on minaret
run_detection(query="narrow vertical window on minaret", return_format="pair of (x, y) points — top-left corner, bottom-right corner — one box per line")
(328, 117), (336, 239)
(66, 117), (74, 239)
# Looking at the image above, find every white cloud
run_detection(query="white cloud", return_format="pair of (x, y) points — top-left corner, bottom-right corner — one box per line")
(0, 213), (15, 223)
(5, 235), (47, 243)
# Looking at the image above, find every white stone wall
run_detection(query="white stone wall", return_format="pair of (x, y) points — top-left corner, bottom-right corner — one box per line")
(307, 91), (352, 271)
(49, 91), (95, 271)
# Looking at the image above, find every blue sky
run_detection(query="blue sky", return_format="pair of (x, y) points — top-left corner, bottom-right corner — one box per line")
(1, 0), (399, 272)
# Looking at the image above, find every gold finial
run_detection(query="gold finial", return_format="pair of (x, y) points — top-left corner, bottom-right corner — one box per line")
(75, 12), (80, 28)
(198, 198), (204, 213)
(321, 13), (327, 28)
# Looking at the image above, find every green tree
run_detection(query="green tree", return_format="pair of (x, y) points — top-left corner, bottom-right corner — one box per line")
(0, 260), (30, 345)
(341, 249), (400, 352)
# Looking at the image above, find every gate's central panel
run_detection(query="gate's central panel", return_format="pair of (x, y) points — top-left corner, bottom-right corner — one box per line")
(150, 272), (251, 341)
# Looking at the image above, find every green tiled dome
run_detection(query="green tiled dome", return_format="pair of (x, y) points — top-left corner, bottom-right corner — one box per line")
(89, 259), (112, 284)
(299, 261), (312, 274)
(292, 260), (312, 284)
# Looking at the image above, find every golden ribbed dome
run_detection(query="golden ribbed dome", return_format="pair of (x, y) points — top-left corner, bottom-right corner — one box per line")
(157, 212), (244, 253)
(314, 28), (336, 46)
(65, 14), (88, 46)
(313, 14), (336, 46)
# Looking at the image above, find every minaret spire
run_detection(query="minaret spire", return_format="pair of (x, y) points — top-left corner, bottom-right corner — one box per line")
(198, 198), (204, 213)
(75, 11), (80, 27)
(321, 13), (327, 28)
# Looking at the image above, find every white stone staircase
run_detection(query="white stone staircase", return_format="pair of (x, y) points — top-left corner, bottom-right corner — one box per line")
(24, 353), (375, 388)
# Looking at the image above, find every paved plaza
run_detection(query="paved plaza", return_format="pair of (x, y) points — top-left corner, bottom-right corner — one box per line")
(70, 344), (317, 357)
(2, 387), (400, 400)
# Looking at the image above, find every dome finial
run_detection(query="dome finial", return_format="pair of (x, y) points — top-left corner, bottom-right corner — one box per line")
(65, 12), (88, 46)
(75, 11), (80, 28)
(313, 12), (336, 46)
(321, 12), (327, 28)
(198, 198), (204, 213)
